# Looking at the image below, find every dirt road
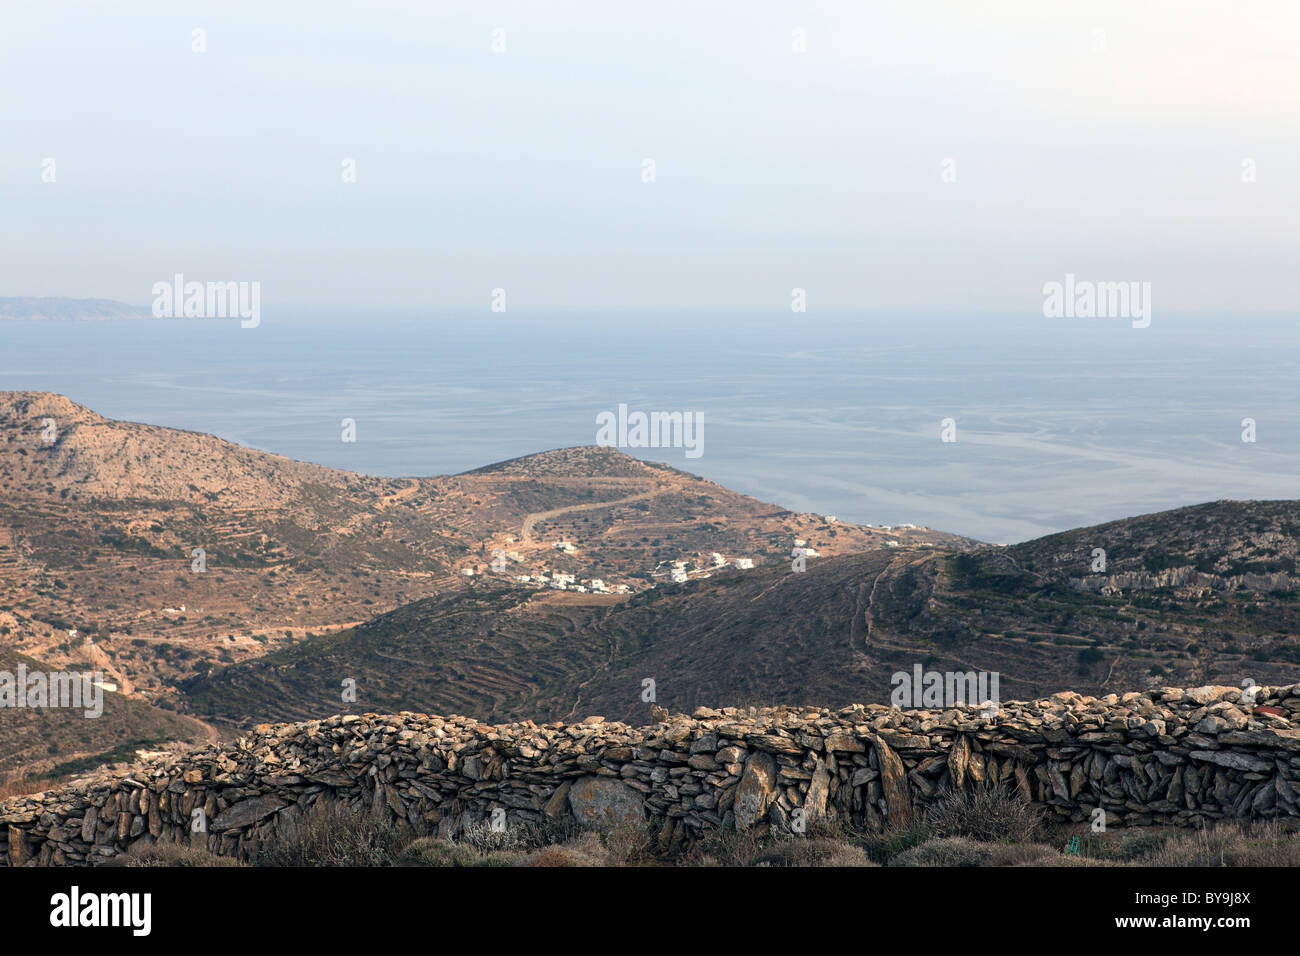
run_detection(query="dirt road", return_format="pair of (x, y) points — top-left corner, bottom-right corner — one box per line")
(521, 491), (656, 544)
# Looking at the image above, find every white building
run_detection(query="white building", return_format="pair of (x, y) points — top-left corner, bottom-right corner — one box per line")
(734, 558), (754, 570)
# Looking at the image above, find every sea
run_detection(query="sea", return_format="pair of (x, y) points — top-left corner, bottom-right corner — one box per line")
(2, 308), (1297, 544)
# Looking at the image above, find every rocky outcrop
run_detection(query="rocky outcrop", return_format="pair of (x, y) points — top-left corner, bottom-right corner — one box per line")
(3, 683), (1300, 866)
(1069, 566), (1295, 596)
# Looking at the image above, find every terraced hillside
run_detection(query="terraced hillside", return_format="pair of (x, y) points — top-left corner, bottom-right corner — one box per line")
(182, 500), (1300, 728)
(866, 500), (1300, 694)
(181, 551), (903, 726)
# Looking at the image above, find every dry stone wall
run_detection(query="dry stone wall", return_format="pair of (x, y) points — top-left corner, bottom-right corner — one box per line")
(4, 683), (1300, 866)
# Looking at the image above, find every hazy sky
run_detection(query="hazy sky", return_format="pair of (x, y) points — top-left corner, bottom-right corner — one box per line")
(2, 1), (1297, 312)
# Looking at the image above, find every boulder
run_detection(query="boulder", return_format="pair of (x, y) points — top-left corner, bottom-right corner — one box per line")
(567, 777), (644, 830)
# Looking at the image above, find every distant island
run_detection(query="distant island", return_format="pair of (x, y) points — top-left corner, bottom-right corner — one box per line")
(0, 297), (153, 320)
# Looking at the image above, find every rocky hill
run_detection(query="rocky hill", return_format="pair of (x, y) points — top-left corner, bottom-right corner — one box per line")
(861, 501), (1300, 693)
(1012, 499), (1300, 594)
(0, 391), (367, 507)
(0, 393), (965, 775)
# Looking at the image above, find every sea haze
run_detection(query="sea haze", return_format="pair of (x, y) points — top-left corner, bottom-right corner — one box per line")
(3, 308), (1296, 544)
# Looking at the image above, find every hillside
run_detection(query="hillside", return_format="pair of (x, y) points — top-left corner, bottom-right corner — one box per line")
(182, 500), (1300, 728)
(0, 393), (965, 698)
(0, 646), (208, 782)
(0, 391), (368, 507)
(861, 500), (1300, 695)
(179, 552), (892, 725)
(0, 392), (967, 771)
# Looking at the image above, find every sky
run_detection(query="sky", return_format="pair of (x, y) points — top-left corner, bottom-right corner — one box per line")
(1, 0), (1298, 313)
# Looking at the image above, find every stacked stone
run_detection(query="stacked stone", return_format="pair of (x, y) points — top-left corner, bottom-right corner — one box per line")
(3, 684), (1298, 866)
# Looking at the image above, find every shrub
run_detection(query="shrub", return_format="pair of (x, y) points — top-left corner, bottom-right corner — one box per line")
(860, 824), (934, 864)
(457, 818), (576, 854)
(599, 822), (659, 866)
(1077, 647), (1104, 674)
(923, 782), (1044, 843)
(684, 824), (769, 867)
(522, 832), (611, 867)
(254, 799), (416, 867)
(890, 836), (994, 866)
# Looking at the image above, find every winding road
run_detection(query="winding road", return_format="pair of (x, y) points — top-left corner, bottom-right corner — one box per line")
(520, 491), (656, 544)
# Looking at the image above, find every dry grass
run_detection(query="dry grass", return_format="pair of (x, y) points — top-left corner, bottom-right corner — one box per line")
(0, 776), (58, 800)
(398, 837), (518, 867)
(105, 840), (245, 868)
(82, 798), (1300, 868)
(889, 836), (1058, 867)
(254, 799), (420, 867)
(1122, 819), (1300, 867)
(750, 836), (877, 867)
(522, 831), (611, 867)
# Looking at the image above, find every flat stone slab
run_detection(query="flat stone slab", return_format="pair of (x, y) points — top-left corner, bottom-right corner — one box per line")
(211, 796), (288, 832)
